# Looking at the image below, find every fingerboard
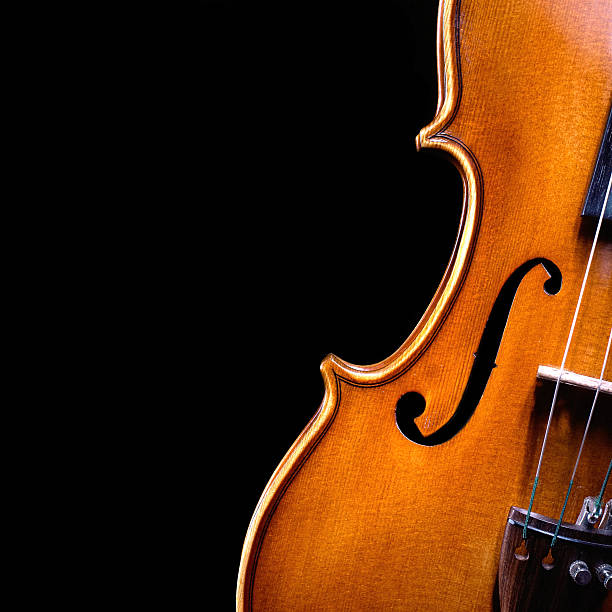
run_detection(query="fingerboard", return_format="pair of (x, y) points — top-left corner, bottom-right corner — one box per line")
(582, 104), (612, 222)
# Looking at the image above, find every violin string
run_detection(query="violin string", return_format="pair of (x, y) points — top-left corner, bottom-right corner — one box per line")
(549, 326), (611, 548)
(595, 459), (611, 514)
(522, 171), (612, 542)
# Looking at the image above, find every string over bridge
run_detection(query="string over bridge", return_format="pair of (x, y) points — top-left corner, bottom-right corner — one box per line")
(537, 365), (612, 396)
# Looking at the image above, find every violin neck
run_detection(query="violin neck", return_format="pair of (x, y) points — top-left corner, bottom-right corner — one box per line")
(582, 105), (612, 222)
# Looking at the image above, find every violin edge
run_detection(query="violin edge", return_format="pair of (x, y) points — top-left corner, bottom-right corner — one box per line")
(237, 1), (483, 607)
(236, 359), (341, 611)
(324, 0), (483, 387)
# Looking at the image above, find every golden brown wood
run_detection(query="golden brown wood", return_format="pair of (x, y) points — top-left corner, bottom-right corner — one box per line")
(237, 0), (612, 609)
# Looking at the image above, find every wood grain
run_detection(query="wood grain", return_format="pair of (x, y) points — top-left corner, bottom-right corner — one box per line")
(237, 0), (612, 609)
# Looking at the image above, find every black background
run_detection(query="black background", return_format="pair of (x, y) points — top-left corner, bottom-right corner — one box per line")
(199, 0), (463, 598)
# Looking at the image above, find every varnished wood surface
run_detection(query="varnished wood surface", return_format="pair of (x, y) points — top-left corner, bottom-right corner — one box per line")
(237, 0), (612, 609)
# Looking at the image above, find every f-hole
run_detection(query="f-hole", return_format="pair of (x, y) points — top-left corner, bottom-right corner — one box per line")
(395, 258), (562, 446)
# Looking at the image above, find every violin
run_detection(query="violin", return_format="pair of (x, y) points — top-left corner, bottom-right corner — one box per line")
(236, 0), (612, 609)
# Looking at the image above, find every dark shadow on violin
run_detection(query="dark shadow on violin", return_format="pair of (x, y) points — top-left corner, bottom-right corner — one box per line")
(396, 258), (562, 446)
(520, 376), (612, 490)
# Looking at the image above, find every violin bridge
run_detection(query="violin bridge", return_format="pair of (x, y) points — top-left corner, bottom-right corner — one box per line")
(536, 365), (612, 395)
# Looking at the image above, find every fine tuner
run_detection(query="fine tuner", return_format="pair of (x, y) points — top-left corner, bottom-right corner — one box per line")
(569, 561), (612, 589)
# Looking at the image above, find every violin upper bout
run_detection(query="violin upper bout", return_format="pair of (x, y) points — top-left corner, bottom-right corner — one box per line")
(323, 0), (483, 389)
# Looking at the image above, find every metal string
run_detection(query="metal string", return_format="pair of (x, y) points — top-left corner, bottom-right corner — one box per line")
(549, 327), (611, 548)
(522, 171), (612, 541)
(595, 459), (611, 515)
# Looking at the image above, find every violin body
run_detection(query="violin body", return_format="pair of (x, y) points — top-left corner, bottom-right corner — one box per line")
(237, 0), (612, 609)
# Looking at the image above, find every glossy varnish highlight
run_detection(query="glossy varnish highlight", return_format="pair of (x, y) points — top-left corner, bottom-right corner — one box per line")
(237, 0), (612, 609)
